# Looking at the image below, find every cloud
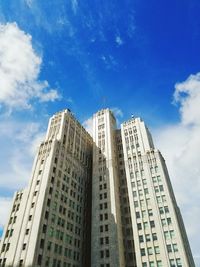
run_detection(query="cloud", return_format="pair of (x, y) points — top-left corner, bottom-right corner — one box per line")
(0, 119), (45, 190)
(82, 117), (93, 136)
(174, 72), (200, 126)
(71, 0), (78, 14)
(0, 22), (60, 110)
(115, 35), (124, 46)
(153, 72), (200, 264)
(0, 197), (12, 229)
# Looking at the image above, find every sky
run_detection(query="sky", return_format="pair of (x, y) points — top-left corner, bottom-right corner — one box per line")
(0, 0), (200, 265)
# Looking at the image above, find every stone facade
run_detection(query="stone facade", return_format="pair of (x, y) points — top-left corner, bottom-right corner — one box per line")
(0, 109), (195, 267)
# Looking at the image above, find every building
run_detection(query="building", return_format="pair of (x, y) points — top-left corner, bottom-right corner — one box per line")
(0, 108), (195, 267)
(0, 109), (93, 267)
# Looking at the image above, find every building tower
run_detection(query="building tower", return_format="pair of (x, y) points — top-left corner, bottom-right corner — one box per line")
(0, 109), (93, 267)
(0, 108), (195, 267)
(91, 109), (125, 267)
(120, 117), (195, 267)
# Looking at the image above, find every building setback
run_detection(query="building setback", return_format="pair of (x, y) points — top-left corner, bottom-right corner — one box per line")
(0, 108), (195, 267)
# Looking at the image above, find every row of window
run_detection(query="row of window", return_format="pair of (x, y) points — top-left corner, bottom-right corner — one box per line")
(141, 246), (160, 256)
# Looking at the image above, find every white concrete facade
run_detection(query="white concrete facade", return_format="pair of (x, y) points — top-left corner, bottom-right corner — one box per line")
(121, 117), (195, 267)
(0, 109), (93, 267)
(91, 109), (125, 267)
(0, 109), (195, 267)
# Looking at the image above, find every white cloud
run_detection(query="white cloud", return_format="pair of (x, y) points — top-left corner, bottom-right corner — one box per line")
(82, 117), (93, 136)
(174, 72), (200, 126)
(153, 72), (200, 264)
(71, 0), (78, 14)
(0, 198), (12, 229)
(0, 119), (45, 190)
(0, 22), (60, 110)
(115, 35), (123, 46)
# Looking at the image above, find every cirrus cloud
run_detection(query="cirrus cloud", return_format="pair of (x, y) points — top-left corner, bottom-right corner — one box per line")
(0, 22), (60, 110)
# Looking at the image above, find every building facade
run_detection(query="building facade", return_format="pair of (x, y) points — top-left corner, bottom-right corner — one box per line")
(0, 109), (93, 267)
(0, 109), (195, 267)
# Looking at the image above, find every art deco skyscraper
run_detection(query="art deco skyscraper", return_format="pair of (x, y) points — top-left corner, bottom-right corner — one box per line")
(91, 109), (125, 267)
(0, 108), (195, 267)
(120, 117), (195, 267)
(0, 109), (93, 267)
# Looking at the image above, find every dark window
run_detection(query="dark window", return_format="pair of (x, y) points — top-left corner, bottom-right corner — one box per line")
(37, 254), (42, 265)
(105, 249), (110, 257)
(141, 248), (146, 256)
(139, 235), (144, 242)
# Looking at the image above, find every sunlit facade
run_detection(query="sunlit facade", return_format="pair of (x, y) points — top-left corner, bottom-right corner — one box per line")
(0, 109), (195, 267)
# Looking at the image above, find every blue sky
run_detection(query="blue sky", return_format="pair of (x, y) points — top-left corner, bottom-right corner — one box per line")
(0, 0), (200, 265)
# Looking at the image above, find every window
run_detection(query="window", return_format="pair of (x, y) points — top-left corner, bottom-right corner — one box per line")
(155, 246), (160, 254)
(136, 212), (140, 219)
(159, 207), (164, 214)
(154, 186), (159, 193)
(149, 262), (155, 267)
(133, 191), (137, 197)
(170, 230), (175, 238)
(141, 248), (146, 256)
(145, 234), (150, 242)
(144, 222), (148, 229)
(134, 201), (139, 207)
(157, 175), (162, 182)
(156, 196), (161, 203)
(167, 244), (172, 253)
(150, 220), (155, 228)
(157, 261), (162, 267)
(159, 185), (164, 191)
(137, 223), (142, 230)
(164, 206), (169, 213)
(148, 209), (153, 217)
(164, 231), (170, 240)
(144, 188), (149, 194)
(152, 177), (157, 183)
(161, 219), (166, 226)
(173, 243), (178, 252)
(105, 236), (109, 244)
(22, 243), (26, 250)
(37, 254), (42, 265)
(152, 233), (157, 241)
(170, 259), (175, 267)
(105, 249), (110, 257)
(176, 258), (182, 267)
(148, 247), (153, 255)
(139, 235), (144, 242)
(142, 179), (147, 185)
(167, 218), (172, 225)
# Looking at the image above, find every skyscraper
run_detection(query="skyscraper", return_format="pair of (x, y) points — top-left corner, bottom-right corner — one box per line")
(0, 109), (93, 267)
(0, 108), (195, 267)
